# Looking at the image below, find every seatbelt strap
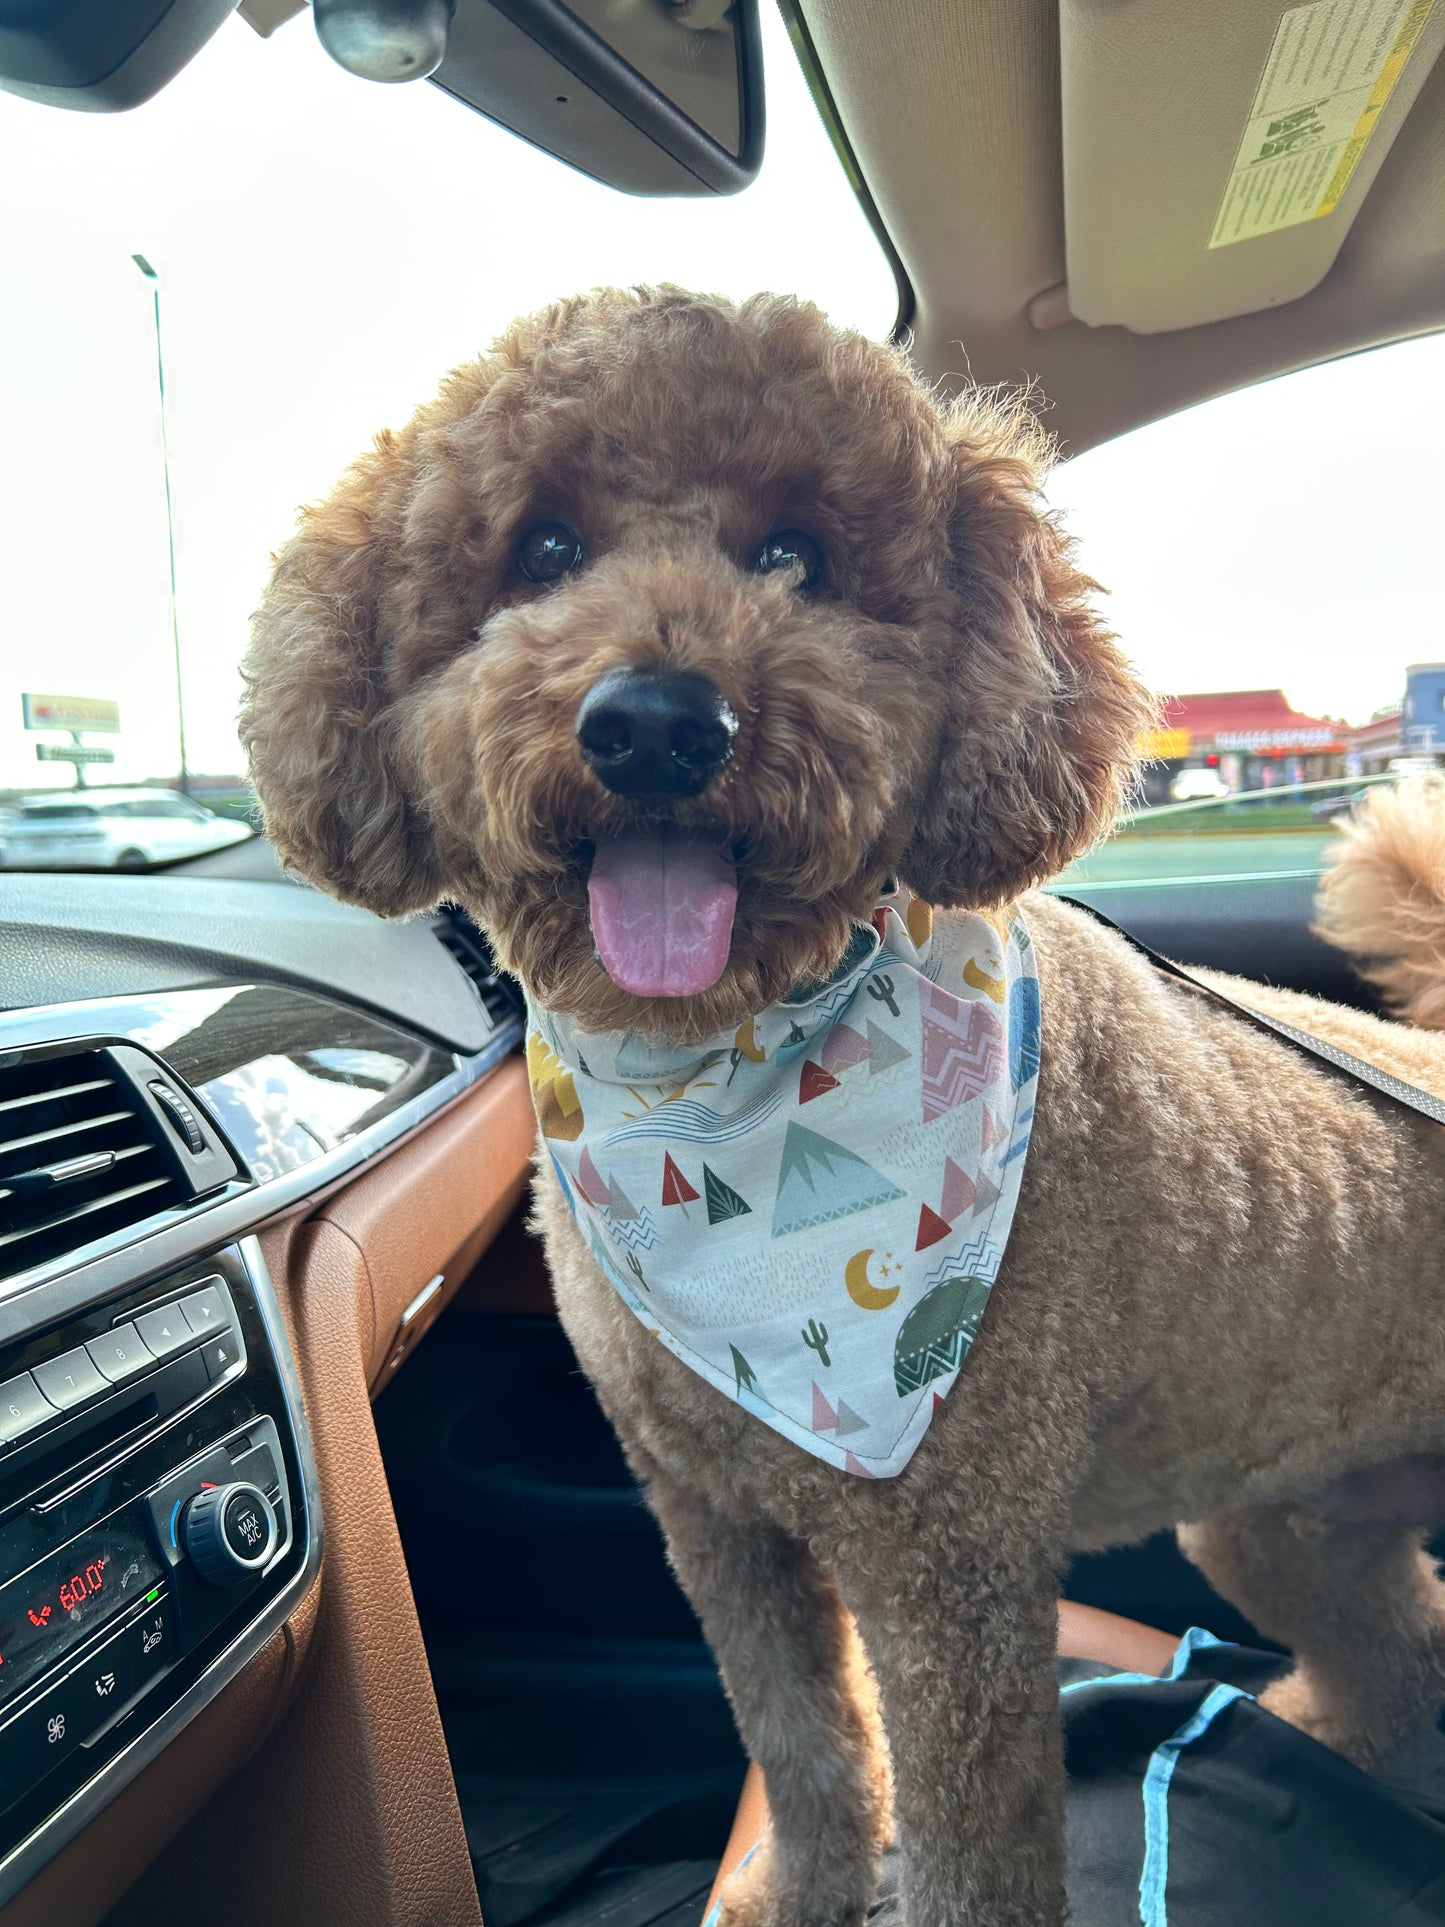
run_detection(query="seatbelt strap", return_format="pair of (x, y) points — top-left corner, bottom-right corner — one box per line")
(1057, 894), (1445, 1129)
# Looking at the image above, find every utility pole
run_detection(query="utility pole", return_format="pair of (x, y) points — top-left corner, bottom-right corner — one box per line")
(132, 254), (190, 796)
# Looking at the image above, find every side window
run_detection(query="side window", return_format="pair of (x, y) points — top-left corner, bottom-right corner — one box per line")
(1047, 336), (1444, 892)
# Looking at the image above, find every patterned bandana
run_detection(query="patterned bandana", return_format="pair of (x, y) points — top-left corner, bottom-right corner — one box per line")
(526, 893), (1041, 1477)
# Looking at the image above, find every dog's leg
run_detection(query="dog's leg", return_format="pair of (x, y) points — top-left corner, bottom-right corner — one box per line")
(644, 1472), (889, 1927)
(1179, 1506), (1445, 1768)
(843, 1531), (1066, 1927)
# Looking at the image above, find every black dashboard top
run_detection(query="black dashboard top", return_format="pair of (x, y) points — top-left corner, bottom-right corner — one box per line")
(0, 873), (493, 1055)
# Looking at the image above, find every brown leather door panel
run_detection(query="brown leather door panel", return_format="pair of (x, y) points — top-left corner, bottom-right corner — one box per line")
(317, 1056), (536, 1390)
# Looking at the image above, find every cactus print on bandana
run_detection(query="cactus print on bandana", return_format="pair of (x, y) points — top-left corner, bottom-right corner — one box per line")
(526, 891), (1041, 1478)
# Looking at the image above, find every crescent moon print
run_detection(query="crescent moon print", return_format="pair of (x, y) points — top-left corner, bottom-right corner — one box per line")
(845, 1247), (901, 1311)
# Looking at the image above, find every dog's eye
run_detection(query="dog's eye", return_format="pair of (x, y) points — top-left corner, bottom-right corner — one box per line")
(519, 523), (585, 582)
(755, 529), (824, 591)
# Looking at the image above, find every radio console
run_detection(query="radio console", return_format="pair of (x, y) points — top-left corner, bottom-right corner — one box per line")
(0, 1241), (318, 1900)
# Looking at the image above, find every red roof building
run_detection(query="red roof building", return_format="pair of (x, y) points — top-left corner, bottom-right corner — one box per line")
(1156, 689), (1347, 756)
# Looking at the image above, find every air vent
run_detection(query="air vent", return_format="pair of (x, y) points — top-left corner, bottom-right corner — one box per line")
(0, 1049), (192, 1283)
(435, 908), (524, 1025)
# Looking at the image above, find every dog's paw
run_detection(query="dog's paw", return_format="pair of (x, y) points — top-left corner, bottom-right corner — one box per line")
(711, 1834), (870, 1927)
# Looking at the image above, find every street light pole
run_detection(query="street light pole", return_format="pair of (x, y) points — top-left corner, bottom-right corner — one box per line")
(131, 253), (190, 796)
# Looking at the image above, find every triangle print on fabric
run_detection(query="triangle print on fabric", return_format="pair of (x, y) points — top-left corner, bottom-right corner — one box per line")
(915, 1203), (952, 1251)
(972, 1171), (1002, 1218)
(799, 1060), (841, 1104)
(703, 1165), (752, 1225)
(576, 1146), (611, 1208)
(771, 1124), (904, 1237)
(820, 1024), (870, 1076)
(940, 1156), (976, 1220)
(607, 1176), (639, 1221)
(661, 1153), (699, 1213)
(865, 1021), (910, 1075)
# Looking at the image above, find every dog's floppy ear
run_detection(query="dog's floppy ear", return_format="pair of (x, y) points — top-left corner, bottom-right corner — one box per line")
(899, 392), (1150, 910)
(241, 412), (482, 916)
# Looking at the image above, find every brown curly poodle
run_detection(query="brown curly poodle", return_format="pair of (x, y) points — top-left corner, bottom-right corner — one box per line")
(242, 288), (1445, 1927)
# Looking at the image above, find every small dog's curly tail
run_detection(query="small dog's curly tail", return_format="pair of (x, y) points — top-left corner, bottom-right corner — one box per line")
(1315, 774), (1445, 1030)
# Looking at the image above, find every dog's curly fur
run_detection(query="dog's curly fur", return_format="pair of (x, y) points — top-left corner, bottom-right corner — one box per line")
(1316, 774), (1445, 1030)
(243, 289), (1445, 1926)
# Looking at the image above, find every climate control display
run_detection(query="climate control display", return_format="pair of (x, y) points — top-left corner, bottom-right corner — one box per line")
(0, 1521), (161, 1714)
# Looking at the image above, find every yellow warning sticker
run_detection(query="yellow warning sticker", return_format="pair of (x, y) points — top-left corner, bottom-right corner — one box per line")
(1209, 0), (1435, 249)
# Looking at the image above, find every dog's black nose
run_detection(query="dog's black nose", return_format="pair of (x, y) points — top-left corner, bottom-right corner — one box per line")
(576, 669), (738, 800)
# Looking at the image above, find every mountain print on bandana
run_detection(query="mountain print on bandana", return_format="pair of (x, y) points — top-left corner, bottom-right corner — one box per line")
(526, 891), (1041, 1478)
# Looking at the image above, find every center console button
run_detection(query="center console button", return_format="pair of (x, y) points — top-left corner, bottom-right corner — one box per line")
(31, 1347), (108, 1414)
(104, 1596), (174, 1696)
(179, 1285), (231, 1338)
(134, 1303), (193, 1361)
(229, 1440), (279, 1495)
(182, 1481), (276, 1586)
(71, 1627), (139, 1736)
(200, 1333), (242, 1383)
(0, 1373), (57, 1449)
(84, 1322), (151, 1386)
(0, 1671), (83, 1796)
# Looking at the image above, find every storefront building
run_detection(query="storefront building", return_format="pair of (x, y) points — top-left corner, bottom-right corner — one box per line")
(1142, 689), (1348, 799)
(1343, 664), (1444, 774)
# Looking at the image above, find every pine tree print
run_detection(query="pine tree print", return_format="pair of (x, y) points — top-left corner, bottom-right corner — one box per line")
(703, 1166), (752, 1225)
(730, 1345), (759, 1395)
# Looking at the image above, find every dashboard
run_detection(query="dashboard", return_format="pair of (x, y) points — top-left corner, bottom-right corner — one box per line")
(0, 868), (528, 1923)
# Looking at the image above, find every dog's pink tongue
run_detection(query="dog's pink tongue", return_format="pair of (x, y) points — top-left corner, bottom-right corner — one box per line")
(588, 826), (737, 998)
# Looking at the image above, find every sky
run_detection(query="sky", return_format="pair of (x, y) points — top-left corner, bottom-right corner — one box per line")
(0, 6), (1440, 796)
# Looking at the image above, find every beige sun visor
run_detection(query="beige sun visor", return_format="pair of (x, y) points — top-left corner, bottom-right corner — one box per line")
(1062, 0), (1445, 333)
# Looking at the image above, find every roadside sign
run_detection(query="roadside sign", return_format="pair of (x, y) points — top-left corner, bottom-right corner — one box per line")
(1140, 727), (1190, 760)
(21, 694), (121, 735)
(35, 744), (115, 766)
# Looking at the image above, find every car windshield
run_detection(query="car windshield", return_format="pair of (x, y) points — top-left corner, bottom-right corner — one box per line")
(1, 17), (1441, 877)
(0, 5), (894, 870)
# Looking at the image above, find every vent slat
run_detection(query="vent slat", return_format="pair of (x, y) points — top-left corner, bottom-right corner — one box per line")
(0, 1175), (174, 1253)
(0, 1077), (113, 1118)
(0, 1109), (134, 1163)
(0, 1049), (192, 1281)
(0, 1142), (155, 1204)
(436, 910), (523, 1023)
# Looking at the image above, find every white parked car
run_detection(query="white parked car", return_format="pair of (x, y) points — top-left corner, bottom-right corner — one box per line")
(1169, 767), (1231, 802)
(0, 789), (251, 869)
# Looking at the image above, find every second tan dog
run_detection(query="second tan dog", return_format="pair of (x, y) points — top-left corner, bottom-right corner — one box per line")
(241, 288), (1445, 1927)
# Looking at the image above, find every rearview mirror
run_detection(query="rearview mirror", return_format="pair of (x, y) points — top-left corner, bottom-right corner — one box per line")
(427, 0), (765, 195)
(0, 0), (764, 198)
